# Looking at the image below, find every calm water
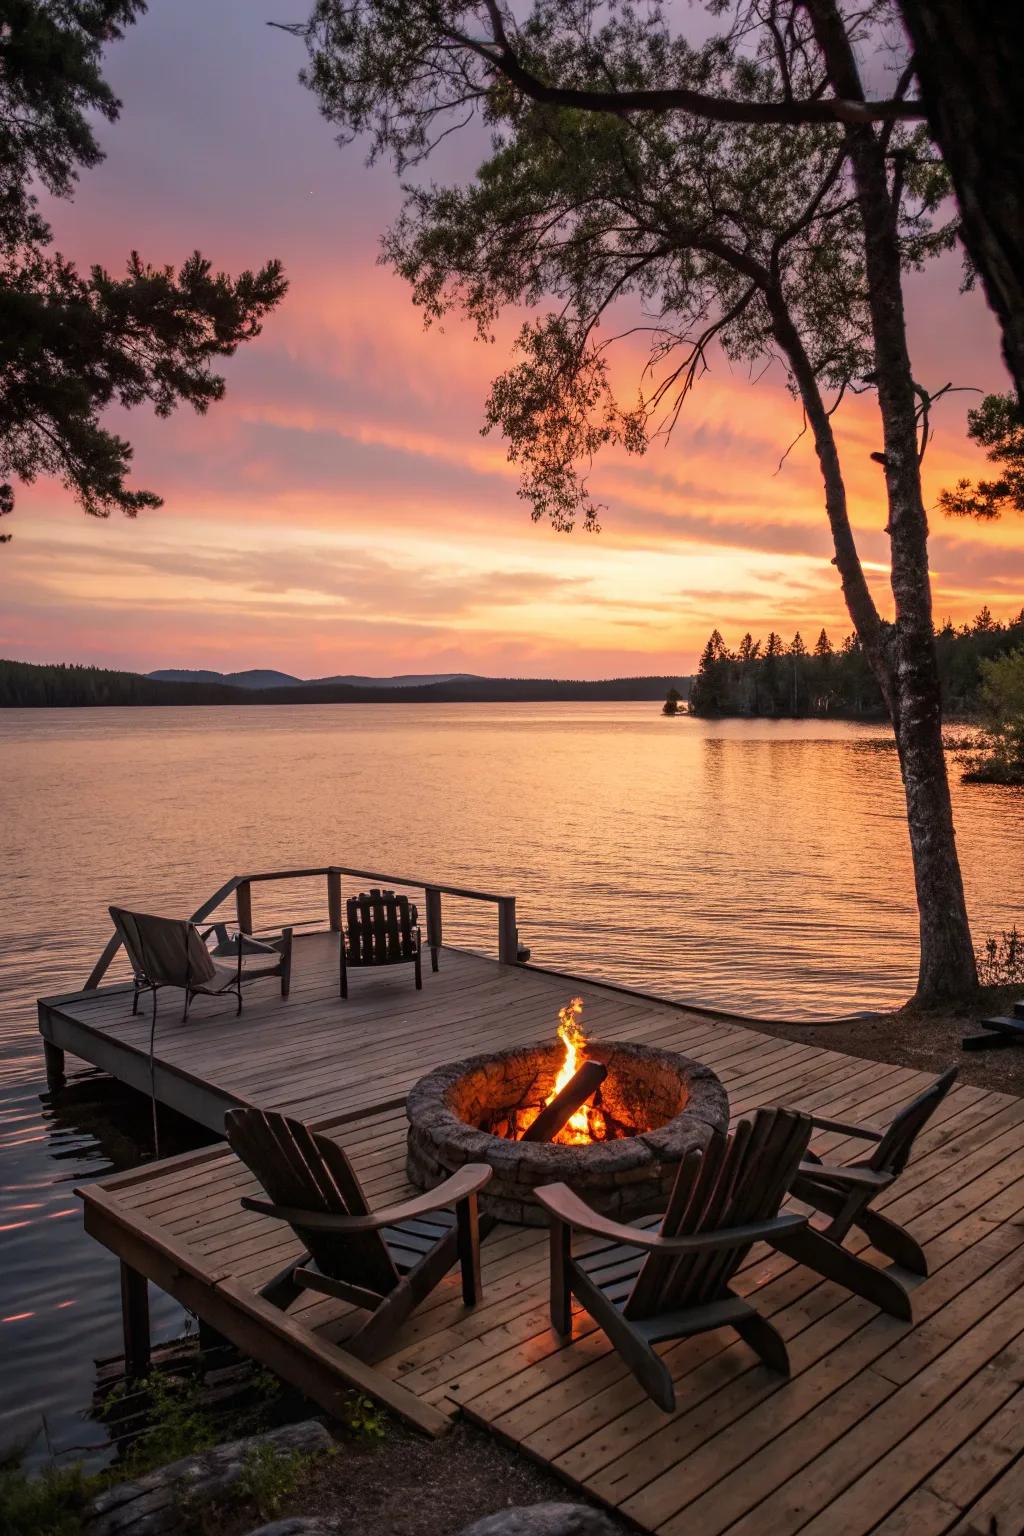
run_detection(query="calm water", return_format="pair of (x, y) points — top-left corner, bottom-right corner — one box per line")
(1, 702), (1022, 1461)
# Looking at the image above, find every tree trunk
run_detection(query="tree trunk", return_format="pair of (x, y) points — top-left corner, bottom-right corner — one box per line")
(805, 0), (978, 1003)
(897, 0), (1024, 403)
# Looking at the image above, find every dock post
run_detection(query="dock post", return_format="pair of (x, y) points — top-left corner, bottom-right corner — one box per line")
(235, 880), (253, 935)
(327, 868), (342, 932)
(497, 897), (518, 965)
(425, 886), (442, 973)
(120, 1262), (151, 1380)
(42, 1037), (66, 1091)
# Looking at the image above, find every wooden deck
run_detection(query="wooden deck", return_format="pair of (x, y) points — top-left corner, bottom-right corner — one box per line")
(46, 933), (1024, 1534)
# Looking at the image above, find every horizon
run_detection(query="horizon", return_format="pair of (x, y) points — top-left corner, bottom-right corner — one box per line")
(3, 655), (693, 682)
(1, 1), (1021, 680)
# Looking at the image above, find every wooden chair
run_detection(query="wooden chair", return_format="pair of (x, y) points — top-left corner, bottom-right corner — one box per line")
(225, 1108), (491, 1361)
(769, 1067), (959, 1320)
(110, 906), (292, 1023)
(339, 888), (428, 999)
(534, 1108), (812, 1412)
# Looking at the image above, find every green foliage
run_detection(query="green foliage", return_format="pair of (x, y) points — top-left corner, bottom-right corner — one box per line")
(236, 1443), (314, 1520)
(285, 2), (952, 533)
(0, 1456), (97, 1536)
(99, 1371), (218, 1475)
(689, 611), (1024, 720)
(976, 928), (1024, 987)
(1, 1368), (326, 1536)
(939, 394), (1024, 522)
(0, 2), (286, 539)
(338, 1391), (386, 1441)
(958, 648), (1024, 784)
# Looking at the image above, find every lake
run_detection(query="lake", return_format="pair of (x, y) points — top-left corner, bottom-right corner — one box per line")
(1, 702), (1022, 1462)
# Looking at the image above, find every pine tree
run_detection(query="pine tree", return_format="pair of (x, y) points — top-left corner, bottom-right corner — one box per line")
(0, 3), (287, 540)
(814, 628), (833, 657)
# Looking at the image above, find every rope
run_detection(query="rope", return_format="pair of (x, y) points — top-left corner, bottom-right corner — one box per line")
(149, 985), (160, 1159)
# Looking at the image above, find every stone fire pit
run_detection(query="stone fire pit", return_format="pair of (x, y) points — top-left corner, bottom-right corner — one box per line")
(405, 1039), (729, 1225)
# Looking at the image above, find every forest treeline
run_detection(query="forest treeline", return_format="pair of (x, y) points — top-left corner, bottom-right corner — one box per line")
(0, 659), (691, 708)
(688, 609), (1024, 719)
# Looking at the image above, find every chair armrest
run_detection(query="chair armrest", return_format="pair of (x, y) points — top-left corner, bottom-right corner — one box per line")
(240, 1164), (492, 1234)
(207, 928), (291, 962)
(534, 1182), (807, 1253)
(796, 1161), (890, 1189)
(357, 1163), (491, 1229)
(808, 1114), (884, 1142)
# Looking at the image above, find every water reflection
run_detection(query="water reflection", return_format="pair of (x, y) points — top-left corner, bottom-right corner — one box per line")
(0, 1068), (211, 1466)
(0, 703), (1021, 1458)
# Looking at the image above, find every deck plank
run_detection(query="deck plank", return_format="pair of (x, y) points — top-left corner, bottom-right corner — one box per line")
(60, 933), (1024, 1534)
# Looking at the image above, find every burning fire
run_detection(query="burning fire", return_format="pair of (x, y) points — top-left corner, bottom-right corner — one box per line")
(543, 996), (609, 1144)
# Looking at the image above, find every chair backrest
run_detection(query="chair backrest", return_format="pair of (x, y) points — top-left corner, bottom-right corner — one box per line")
(346, 888), (418, 964)
(868, 1067), (959, 1177)
(624, 1107), (811, 1321)
(110, 906), (217, 989)
(224, 1107), (399, 1298)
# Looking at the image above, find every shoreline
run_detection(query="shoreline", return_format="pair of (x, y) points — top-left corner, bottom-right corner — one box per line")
(738, 984), (1024, 1096)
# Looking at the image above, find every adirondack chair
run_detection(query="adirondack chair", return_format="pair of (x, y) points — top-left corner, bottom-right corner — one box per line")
(769, 1067), (959, 1320)
(225, 1107), (491, 1361)
(534, 1108), (812, 1412)
(339, 888), (427, 999)
(110, 906), (292, 1023)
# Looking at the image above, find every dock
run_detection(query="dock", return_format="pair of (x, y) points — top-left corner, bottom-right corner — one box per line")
(38, 869), (1024, 1535)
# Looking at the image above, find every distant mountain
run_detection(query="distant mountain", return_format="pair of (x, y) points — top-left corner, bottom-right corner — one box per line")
(147, 668), (482, 690)
(308, 672), (482, 689)
(148, 668), (302, 689)
(3, 658), (690, 708)
(254, 674), (692, 705)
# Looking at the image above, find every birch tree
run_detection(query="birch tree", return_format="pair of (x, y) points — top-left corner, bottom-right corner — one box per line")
(285, 0), (978, 1001)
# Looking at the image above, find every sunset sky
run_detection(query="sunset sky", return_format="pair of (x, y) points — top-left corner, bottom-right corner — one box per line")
(3, 0), (1021, 680)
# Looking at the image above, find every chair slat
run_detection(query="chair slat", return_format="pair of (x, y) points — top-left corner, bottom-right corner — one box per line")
(869, 1067), (958, 1176)
(226, 1109), (399, 1299)
(624, 1109), (811, 1320)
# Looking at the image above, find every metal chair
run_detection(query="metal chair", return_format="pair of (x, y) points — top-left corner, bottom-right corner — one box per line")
(109, 906), (292, 1023)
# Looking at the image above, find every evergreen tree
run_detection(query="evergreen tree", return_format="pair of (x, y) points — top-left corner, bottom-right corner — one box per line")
(0, 3), (287, 540)
(688, 610), (1024, 722)
(940, 394), (1024, 523)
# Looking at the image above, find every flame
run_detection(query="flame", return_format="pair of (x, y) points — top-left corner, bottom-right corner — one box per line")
(542, 996), (608, 1144)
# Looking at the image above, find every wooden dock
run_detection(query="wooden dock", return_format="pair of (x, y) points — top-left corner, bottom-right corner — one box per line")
(39, 892), (1024, 1535)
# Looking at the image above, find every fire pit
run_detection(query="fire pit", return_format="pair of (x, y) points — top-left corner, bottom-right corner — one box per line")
(406, 999), (729, 1225)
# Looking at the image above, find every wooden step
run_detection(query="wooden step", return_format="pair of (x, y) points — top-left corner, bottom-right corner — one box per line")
(980, 1016), (1024, 1038)
(962, 1015), (1024, 1051)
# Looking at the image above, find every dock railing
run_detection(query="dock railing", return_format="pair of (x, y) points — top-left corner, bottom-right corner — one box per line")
(83, 865), (519, 990)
